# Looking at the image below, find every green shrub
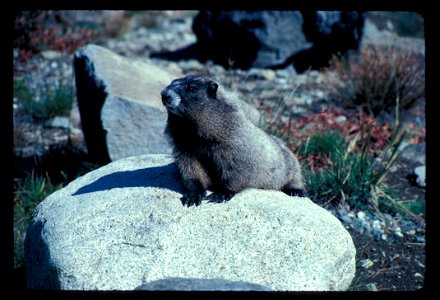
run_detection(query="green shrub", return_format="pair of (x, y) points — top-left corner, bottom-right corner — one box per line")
(14, 172), (62, 267)
(392, 12), (424, 38)
(298, 131), (345, 157)
(13, 78), (33, 103)
(297, 126), (411, 215)
(14, 80), (74, 122)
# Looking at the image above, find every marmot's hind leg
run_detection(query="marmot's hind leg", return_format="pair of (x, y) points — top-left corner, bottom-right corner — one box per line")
(282, 179), (307, 198)
(282, 187), (307, 197)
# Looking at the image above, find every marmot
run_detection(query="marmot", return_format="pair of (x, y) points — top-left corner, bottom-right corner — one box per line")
(161, 75), (306, 206)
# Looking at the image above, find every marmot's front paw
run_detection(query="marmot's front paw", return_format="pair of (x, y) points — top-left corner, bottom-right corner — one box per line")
(181, 193), (204, 207)
(207, 192), (235, 203)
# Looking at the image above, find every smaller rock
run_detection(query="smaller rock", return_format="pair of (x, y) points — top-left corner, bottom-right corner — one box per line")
(247, 68), (276, 81)
(371, 220), (384, 237)
(357, 211), (366, 220)
(414, 273), (424, 279)
(339, 214), (352, 225)
(414, 166), (426, 187)
(336, 116), (347, 123)
(41, 50), (63, 60)
(399, 143), (425, 165)
(276, 69), (290, 79)
(393, 227), (404, 238)
(365, 283), (378, 291)
(313, 90), (325, 99)
(290, 106), (307, 115)
(360, 259), (374, 269)
(292, 95), (313, 106)
(70, 127), (83, 136)
(178, 59), (205, 71)
(44, 116), (72, 129)
(415, 236), (425, 243)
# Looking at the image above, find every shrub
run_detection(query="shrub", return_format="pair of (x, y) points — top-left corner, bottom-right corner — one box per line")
(328, 46), (425, 117)
(13, 144), (100, 267)
(14, 11), (101, 56)
(392, 12), (424, 38)
(268, 108), (398, 157)
(266, 107), (423, 218)
(14, 79), (74, 122)
(14, 172), (62, 267)
(299, 128), (404, 211)
(13, 78), (33, 103)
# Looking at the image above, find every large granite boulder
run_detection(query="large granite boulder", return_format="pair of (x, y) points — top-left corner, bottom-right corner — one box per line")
(25, 154), (356, 291)
(152, 11), (364, 72)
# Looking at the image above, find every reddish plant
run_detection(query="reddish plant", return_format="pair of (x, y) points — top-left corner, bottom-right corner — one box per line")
(14, 11), (101, 59)
(267, 108), (398, 157)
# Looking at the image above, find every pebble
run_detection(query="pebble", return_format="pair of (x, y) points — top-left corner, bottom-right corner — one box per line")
(415, 260), (425, 268)
(275, 69), (290, 79)
(247, 68), (276, 81)
(293, 95), (313, 105)
(414, 166), (426, 187)
(339, 214), (352, 224)
(365, 283), (378, 291)
(177, 59), (205, 71)
(357, 211), (366, 220)
(313, 90), (325, 99)
(360, 259), (374, 269)
(41, 50), (62, 60)
(44, 116), (72, 129)
(393, 227), (404, 238)
(290, 106), (307, 115)
(335, 204), (424, 243)
(336, 115), (347, 123)
(415, 236), (425, 243)
(70, 127), (83, 136)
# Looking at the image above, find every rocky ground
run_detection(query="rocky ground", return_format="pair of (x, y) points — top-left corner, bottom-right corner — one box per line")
(13, 11), (426, 291)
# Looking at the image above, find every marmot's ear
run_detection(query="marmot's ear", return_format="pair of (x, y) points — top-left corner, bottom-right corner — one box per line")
(207, 82), (218, 97)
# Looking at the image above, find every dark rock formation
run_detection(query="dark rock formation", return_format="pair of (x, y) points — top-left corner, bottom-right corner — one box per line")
(291, 11), (365, 72)
(152, 11), (365, 73)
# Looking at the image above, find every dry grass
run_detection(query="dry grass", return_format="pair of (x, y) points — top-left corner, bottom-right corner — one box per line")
(328, 45), (425, 117)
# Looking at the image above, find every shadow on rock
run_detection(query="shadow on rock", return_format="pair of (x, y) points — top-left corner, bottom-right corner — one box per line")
(72, 163), (183, 196)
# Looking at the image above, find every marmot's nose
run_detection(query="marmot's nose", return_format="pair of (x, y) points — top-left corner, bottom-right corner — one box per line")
(161, 93), (171, 105)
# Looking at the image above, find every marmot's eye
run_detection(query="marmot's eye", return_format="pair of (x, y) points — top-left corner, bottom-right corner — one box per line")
(186, 84), (196, 92)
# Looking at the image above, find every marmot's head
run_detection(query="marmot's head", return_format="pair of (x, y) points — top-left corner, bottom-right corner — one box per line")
(161, 75), (219, 117)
